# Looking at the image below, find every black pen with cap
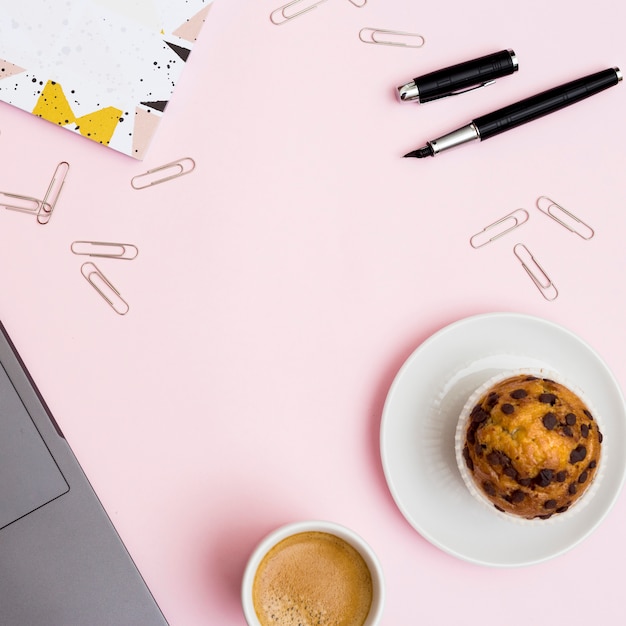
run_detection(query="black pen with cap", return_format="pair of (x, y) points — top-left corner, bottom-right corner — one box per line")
(404, 67), (623, 158)
(397, 49), (519, 103)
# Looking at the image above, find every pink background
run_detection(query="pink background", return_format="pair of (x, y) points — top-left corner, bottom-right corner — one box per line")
(1, 0), (625, 624)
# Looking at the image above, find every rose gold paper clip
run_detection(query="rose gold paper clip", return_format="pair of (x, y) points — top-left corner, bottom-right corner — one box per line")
(131, 157), (195, 189)
(37, 161), (69, 225)
(0, 161), (69, 224)
(81, 262), (130, 315)
(470, 208), (529, 248)
(71, 241), (139, 260)
(359, 28), (425, 48)
(0, 191), (42, 215)
(536, 196), (594, 240)
(270, 0), (327, 25)
(513, 243), (558, 301)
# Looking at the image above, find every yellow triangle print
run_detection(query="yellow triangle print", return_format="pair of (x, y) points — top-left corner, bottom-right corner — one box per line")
(33, 80), (122, 146)
(32, 81), (76, 126)
(75, 107), (123, 145)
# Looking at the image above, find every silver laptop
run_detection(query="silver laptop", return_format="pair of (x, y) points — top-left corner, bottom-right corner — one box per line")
(0, 320), (168, 625)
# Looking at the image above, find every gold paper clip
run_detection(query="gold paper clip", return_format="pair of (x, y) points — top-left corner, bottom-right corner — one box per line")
(348, 0), (367, 6)
(0, 191), (42, 215)
(270, 0), (327, 25)
(71, 241), (139, 260)
(536, 196), (594, 240)
(470, 208), (529, 248)
(513, 243), (558, 301)
(131, 157), (195, 189)
(359, 28), (425, 48)
(81, 262), (130, 315)
(37, 161), (69, 225)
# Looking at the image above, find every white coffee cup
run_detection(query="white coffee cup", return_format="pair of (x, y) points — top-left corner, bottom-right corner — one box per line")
(241, 520), (385, 626)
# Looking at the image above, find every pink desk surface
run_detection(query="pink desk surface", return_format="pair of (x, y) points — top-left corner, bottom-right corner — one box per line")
(1, 1), (625, 624)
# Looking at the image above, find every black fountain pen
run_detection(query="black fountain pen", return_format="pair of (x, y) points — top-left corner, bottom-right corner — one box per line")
(404, 67), (622, 158)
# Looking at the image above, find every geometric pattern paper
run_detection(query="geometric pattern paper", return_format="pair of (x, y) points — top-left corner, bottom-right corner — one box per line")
(0, 1), (215, 160)
(33, 81), (123, 146)
(132, 106), (161, 160)
(173, 5), (213, 43)
(0, 59), (26, 79)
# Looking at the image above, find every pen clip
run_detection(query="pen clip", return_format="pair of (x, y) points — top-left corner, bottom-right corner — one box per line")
(425, 79), (496, 103)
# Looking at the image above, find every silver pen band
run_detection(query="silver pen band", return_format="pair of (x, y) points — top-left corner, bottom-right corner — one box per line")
(428, 122), (481, 154)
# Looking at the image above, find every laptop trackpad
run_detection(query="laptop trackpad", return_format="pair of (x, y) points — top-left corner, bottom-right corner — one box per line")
(0, 368), (69, 529)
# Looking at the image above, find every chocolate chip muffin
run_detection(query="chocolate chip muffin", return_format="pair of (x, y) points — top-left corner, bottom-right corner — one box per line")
(458, 373), (603, 520)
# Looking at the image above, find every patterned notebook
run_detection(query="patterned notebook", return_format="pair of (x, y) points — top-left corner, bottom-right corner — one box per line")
(0, 0), (214, 159)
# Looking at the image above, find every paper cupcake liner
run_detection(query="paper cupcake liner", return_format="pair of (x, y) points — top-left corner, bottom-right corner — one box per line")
(454, 368), (607, 526)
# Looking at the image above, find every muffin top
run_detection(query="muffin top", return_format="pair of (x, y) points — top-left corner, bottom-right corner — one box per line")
(461, 374), (603, 519)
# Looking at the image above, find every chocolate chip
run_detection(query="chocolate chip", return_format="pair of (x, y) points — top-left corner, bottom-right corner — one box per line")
(539, 393), (557, 405)
(517, 477), (532, 487)
(568, 483), (577, 495)
(583, 409), (594, 421)
(578, 471), (588, 484)
(504, 466), (518, 479)
(570, 445), (587, 464)
(562, 426), (574, 438)
(581, 424), (589, 438)
(470, 405), (489, 423)
(511, 389), (527, 399)
(482, 481), (496, 496)
(486, 392), (499, 408)
(542, 413), (557, 430)
(544, 499), (557, 509)
(501, 403), (515, 415)
(510, 490), (525, 503)
(467, 422), (478, 445)
(565, 413), (577, 425)
(525, 376), (538, 381)
(588, 461), (597, 469)
(487, 451), (502, 466)
(556, 505), (569, 514)
(462, 446), (474, 471)
(556, 471), (567, 482)
(534, 469), (554, 487)
(598, 430), (603, 443)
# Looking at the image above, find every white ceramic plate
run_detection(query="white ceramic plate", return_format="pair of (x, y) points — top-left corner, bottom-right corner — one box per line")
(380, 312), (626, 567)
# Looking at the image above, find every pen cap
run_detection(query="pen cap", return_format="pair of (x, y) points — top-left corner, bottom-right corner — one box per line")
(398, 49), (518, 103)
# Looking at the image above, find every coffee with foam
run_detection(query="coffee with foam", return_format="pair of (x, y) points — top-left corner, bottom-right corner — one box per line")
(252, 531), (373, 626)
